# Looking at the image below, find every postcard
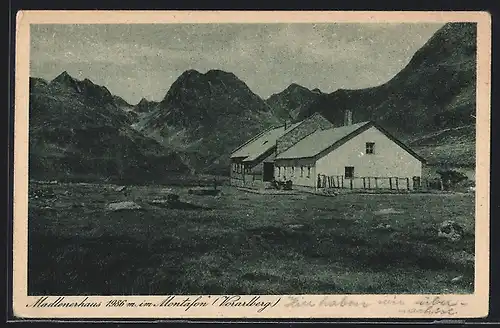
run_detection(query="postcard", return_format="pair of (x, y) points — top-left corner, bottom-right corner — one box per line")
(13, 10), (491, 319)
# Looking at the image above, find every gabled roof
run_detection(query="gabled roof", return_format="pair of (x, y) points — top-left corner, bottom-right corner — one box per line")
(230, 121), (302, 160)
(276, 122), (370, 159)
(275, 121), (426, 163)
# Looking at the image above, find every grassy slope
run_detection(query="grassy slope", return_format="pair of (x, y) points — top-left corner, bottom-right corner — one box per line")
(409, 125), (475, 167)
(29, 184), (474, 295)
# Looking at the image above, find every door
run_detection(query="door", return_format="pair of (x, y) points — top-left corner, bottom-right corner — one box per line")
(263, 163), (274, 182)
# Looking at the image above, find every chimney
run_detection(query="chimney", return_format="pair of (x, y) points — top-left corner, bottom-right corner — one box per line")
(344, 110), (353, 126)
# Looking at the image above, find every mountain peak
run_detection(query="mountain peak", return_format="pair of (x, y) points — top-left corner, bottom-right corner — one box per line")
(181, 69), (202, 78)
(134, 97), (158, 113)
(51, 71), (76, 84)
(138, 97), (148, 104)
(285, 83), (310, 93)
(59, 70), (71, 78)
(204, 69), (235, 78)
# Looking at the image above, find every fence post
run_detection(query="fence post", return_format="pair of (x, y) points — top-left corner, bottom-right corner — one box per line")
(341, 176), (344, 189)
(406, 177), (410, 191)
(389, 177), (392, 190)
(395, 177), (399, 191)
(363, 177), (366, 189)
(375, 177), (378, 189)
(350, 178), (353, 190)
(368, 177), (371, 189)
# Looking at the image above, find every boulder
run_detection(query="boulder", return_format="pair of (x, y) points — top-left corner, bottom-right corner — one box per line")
(188, 188), (220, 196)
(374, 208), (404, 215)
(106, 201), (142, 211)
(438, 220), (465, 241)
(320, 188), (338, 196)
(375, 223), (393, 231)
(166, 193), (180, 202)
(112, 185), (127, 192)
(148, 194), (180, 207)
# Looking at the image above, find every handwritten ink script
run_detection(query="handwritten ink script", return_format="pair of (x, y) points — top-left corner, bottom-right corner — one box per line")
(26, 295), (281, 313)
(24, 295), (469, 316)
(284, 295), (371, 308)
(399, 296), (468, 315)
(283, 295), (467, 316)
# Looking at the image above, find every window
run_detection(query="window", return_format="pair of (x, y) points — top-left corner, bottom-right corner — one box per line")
(307, 167), (311, 178)
(300, 166), (304, 177)
(345, 166), (354, 178)
(366, 142), (375, 154)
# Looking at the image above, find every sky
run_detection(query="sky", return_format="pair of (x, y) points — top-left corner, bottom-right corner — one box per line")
(30, 23), (445, 105)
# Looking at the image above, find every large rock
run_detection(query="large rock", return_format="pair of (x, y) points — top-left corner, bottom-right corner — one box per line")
(373, 208), (404, 215)
(438, 220), (465, 241)
(106, 201), (142, 211)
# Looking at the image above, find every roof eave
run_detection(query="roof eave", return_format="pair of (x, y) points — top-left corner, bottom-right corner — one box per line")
(230, 155), (249, 160)
(229, 126), (277, 155)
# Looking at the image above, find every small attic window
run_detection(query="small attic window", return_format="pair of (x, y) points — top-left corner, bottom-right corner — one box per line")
(262, 140), (268, 145)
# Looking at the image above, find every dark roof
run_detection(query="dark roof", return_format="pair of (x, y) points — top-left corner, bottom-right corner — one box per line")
(230, 121), (302, 160)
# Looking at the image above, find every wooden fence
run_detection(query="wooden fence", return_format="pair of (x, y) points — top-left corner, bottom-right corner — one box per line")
(316, 175), (441, 191)
(230, 172), (265, 189)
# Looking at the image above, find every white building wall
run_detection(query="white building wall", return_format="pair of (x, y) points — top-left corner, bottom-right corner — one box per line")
(315, 126), (423, 189)
(274, 158), (317, 188)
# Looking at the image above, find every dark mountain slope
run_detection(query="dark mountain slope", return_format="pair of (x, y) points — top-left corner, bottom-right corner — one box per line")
(266, 83), (323, 120)
(296, 22), (476, 138)
(112, 95), (140, 122)
(29, 72), (188, 182)
(134, 98), (159, 113)
(112, 94), (134, 110)
(285, 22), (477, 167)
(137, 69), (280, 174)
